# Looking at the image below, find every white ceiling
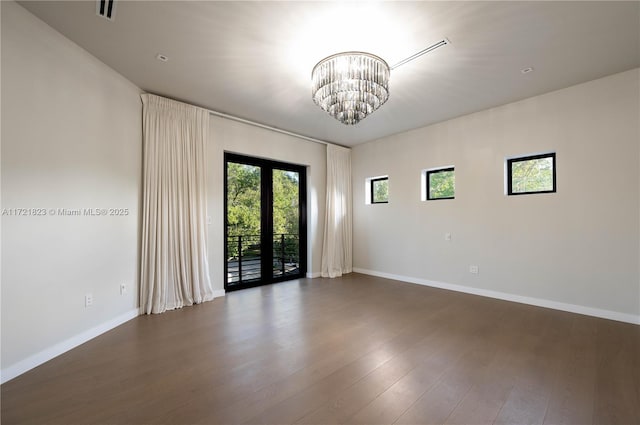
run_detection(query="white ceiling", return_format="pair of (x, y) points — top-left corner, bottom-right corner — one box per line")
(18, 1), (640, 146)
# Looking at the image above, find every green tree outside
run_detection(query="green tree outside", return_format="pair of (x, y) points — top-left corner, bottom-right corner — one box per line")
(226, 163), (300, 259)
(226, 163), (261, 237)
(511, 157), (553, 193)
(429, 170), (455, 199)
(373, 179), (388, 203)
(272, 169), (299, 236)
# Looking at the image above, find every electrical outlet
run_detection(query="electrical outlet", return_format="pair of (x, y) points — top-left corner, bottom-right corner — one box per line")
(85, 294), (93, 307)
(469, 265), (479, 274)
(120, 283), (127, 295)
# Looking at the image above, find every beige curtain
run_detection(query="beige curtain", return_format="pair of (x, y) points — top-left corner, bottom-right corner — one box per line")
(321, 144), (353, 278)
(140, 94), (214, 314)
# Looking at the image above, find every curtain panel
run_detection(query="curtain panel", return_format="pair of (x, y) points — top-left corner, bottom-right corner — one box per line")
(140, 94), (214, 314)
(321, 144), (353, 278)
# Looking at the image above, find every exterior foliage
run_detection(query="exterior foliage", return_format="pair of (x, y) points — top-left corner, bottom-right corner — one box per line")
(428, 169), (455, 199)
(226, 164), (299, 237)
(372, 178), (388, 203)
(272, 170), (300, 236)
(511, 156), (554, 193)
(226, 163), (261, 237)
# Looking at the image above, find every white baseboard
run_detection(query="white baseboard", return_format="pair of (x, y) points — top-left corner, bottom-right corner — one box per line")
(212, 289), (226, 298)
(306, 272), (321, 278)
(353, 268), (640, 325)
(0, 308), (139, 384)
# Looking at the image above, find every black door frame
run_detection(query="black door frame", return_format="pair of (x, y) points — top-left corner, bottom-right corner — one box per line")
(224, 152), (307, 291)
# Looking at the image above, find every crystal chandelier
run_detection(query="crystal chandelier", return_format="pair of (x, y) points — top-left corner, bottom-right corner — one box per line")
(311, 52), (390, 125)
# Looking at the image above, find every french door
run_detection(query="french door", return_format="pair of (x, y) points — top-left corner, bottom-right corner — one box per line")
(224, 153), (307, 291)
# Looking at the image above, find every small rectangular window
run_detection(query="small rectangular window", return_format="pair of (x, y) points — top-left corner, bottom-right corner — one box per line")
(371, 177), (389, 204)
(507, 153), (556, 195)
(427, 167), (455, 200)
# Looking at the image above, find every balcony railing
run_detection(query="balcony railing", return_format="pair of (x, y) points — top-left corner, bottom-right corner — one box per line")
(227, 234), (300, 285)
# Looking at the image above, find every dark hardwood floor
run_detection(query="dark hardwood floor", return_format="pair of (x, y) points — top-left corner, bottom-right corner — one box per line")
(2, 273), (639, 424)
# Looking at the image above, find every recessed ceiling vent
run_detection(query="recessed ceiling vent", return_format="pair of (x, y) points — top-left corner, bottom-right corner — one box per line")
(96, 0), (116, 21)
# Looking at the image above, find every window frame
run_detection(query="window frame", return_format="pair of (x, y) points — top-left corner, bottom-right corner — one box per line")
(370, 176), (389, 204)
(426, 167), (455, 201)
(507, 152), (556, 196)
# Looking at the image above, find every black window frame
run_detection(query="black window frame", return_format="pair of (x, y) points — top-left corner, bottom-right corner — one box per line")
(426, 167), (455, 201)
(370, 177), (389, 204)
(507, 152), (556, 196)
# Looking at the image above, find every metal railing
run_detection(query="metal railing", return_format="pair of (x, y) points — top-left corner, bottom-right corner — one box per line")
(227, 234), (300, 285)
(272, 234), (300, 278)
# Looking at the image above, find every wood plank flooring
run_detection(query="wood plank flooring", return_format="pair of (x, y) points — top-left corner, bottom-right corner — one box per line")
(2, 273), (639, 424)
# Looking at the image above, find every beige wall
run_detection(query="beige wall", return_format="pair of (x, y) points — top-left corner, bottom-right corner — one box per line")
(1, 1), (142, 377)
(207, 116), (327, 291)
(352, 68), (640, 322)
(0, 1), (327, 380)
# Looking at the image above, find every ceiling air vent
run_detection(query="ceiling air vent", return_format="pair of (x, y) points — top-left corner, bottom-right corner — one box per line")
(96, 0), (116, 21)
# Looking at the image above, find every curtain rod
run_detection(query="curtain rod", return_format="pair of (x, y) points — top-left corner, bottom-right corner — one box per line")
(145, 92), (332, 146)
(207, 108), (330, 146)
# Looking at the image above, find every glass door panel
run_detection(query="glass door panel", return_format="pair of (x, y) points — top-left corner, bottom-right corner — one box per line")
(272, 169), (300, 279)
(226, 162), (261, 288)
